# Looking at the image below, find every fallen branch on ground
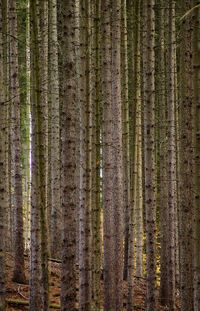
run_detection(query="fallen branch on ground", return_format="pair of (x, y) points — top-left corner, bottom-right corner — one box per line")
(6, 299), (60, 309)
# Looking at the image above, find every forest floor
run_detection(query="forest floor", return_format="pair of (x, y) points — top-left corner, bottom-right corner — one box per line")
(5, 253), (180, 311)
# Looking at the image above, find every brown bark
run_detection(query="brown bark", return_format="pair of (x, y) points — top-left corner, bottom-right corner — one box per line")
(9, 0), (26, 285)
(178, 1), (194, 310)
(60, 1), (77, 310)
(142, 1), (157, 310)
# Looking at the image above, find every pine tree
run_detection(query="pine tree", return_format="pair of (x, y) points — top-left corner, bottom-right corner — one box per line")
(48, 0), (61, 260)
(178, 1), (194, 310)
(90, 0), (101, 309)
(30, 0), (49, 308)
(101, 0), (115, 309)
(142, 0), (157, 309)
(9, 0), (26, 284)
(30, 0), (43, 309)
(60, 1), (77, 310)
(192, 3), (200, 310)
(0, 1), (6, 308)
(166, 1), (177, 309)
(111, 0), (124, 308)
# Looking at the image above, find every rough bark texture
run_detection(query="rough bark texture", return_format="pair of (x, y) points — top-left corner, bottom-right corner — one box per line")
(142, 1), (157, 310)
(179, 1), (194, 310)
(111, 0), (124, 309)
(60, 1), (77, 310)
(101, 0), (115, 309)
(9, 0), (26, 285)
(121, 0), (130, 283)
(127, 1), (136, 308)
(49, 0), (61, 260)
(30, 0), (43, 309)
(134, 0), (143, 279)
(166, 1), (177, 309)
(39, 2), (49, 309)
(0, 1), (6, 308)
(192, 3), (200, 310)
(91, 0), (101, 309)
(78, 1), (92, 309)
(157, 0), (168, 305)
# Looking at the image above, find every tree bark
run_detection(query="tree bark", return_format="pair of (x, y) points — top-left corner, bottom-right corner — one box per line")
(142, 1), (157, 309)
(178, 1), (194, 310)
(60, 1), (77, 310)
(9, 0), (26, 285)
(0, 1), (6, 308)
(192, 2), (200, 310)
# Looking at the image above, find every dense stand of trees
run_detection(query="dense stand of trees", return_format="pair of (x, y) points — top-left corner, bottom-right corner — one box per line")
(0, 0), (200, 310)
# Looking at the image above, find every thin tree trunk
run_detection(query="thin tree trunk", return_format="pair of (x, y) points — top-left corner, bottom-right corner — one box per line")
(142, 1), (157, 309)
(78, 1), (92, 309)
(156, 0), (168, 305)
(30, 1), (42, 309)
(39, 1), (49, 309)
(49, 0), (61, 260)
(166, 2), (177, 309)
(9, 0), (26, 284)
(111, 1), (124, 309)
(0, 1), (6, 308)
(91, 0), (101, 309)
(192, 2), (200, 310)
(178, 1), (194, 310)
(121, 0), (130, 282)
(101, 1), (115, 309)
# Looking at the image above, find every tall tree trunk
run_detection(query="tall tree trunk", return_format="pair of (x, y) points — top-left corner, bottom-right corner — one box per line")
(111, 0), (124, 309)
(39, 1), (49, 309)
(0, 1), (6, 308)
(101, 0), (115, 309)
(91, 0), (101, 309)
(60, 1), (77, 310)
(178, 1), (194, 310)
(156, 0), (168, 305)
(49, 0), (61, 260)
(2, 0), (11, 252)
(30, 0), (49, 309)
(134, 0), (143, 279)
(9, 0), (26, 284)
(78, 1), (92, 309)
(127, 1), (136, 308)
(30, 1), (42, 309)
(166, 1), (177, 309)
(121, 0), (130, 282)
(192, 2), (200, 310)
(142, 0), (157, 309)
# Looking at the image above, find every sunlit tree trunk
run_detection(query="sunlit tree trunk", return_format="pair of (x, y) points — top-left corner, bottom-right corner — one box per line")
(9, 0), (26, 284)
